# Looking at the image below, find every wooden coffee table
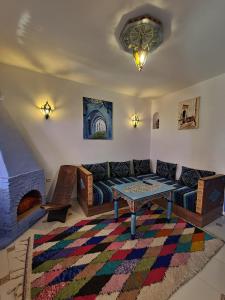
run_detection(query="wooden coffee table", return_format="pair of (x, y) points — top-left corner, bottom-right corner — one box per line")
(112, 179), (176, 239)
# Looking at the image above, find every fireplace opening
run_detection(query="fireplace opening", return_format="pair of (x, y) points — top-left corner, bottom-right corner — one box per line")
(17, 190), (41, 221)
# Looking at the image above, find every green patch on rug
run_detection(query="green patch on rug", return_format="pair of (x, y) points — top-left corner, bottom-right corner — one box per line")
(51, 239), (74, 250)
(134, 257), (156, 272)
(64, 231), (85, 240)
(176, 242), (191, 253)
(92, 223), (108, 230)
(96, 260), (122, 275)
(179, 234), (192, 243)
(54, 278), (89, 300)
(34, 234), (43, 240)
(143, 230), (157, 238)
(33, 258), (63, 273)
(138, 225), (150, 232)
(115, 233), (131, 241)
(31, 287), (42, 299)
(92, 250), (115, 263)
(123, 270), (149, 291)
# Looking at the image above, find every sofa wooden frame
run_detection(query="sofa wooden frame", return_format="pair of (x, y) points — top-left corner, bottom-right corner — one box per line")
(77, 166), (127, 216)
(77, 166), (225, 226)
(154, 174), (225, 227)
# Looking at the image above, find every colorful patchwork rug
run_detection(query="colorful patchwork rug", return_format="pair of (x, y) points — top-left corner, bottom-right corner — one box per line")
(31, 206), (223, 300)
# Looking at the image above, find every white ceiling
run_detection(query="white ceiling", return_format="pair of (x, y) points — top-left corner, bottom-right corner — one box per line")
(1, 0), (225, 98)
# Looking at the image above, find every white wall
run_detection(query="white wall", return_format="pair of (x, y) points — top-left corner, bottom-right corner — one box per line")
(150, 72), (225, 178)
(0, 63), (151, 193)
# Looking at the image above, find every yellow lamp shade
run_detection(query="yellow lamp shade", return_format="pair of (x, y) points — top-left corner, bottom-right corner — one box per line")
(131, 114), (140, 128)
(133, 49), (148, 71)
(41, 101), (53, 119)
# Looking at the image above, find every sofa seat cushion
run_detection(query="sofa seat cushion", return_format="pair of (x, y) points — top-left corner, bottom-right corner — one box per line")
(93, 181), (113, 205)
(106, 176), (138, 186)
(173, 186), (197, 212)
(136, 173), (155, 180)
(156, 160), (177, 181)
(133, 159), (151, 176)
(93, 176), (138, 206)
(136, 173), (176, 186)
(83, 162), (108, 182)
(179, 166), (216, 189)
(110, 161), (131, 178)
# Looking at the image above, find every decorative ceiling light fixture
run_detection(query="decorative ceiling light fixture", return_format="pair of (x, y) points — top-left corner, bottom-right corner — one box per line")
(119, 15), (163, 71)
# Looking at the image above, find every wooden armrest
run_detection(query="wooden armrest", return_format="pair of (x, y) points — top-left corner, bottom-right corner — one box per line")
(199, 174), (225, 181)
(196, 174), (225, 214)
(77, 166), (93, 206)
(78, 166), (92, 176)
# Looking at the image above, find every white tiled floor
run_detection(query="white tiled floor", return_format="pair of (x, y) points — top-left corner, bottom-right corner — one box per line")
(0, 201), (225, 300)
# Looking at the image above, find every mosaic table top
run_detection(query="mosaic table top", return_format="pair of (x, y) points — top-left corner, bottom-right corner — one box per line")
(113, 179), (176, 201)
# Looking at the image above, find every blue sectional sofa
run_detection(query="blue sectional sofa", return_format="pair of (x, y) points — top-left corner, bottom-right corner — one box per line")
(77, 159), (225, 226)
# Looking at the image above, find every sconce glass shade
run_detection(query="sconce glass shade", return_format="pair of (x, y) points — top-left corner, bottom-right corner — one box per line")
(131, 114), (140, 128)
(133, 48), (149, 71)
(41, 101), (53, 119)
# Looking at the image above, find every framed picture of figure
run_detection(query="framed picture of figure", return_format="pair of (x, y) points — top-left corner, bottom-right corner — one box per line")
(178, 97), (200, 130)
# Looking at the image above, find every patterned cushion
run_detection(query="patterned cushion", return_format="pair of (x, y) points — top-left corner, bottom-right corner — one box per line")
(137, 173), (156, 180)
(198, 169), (215, 178)
(179, 167), (200, 189)
(133, 159), (151, 176)
(109, 161), (131, 178)
(83, 162), (108, 182)
(174, 186), (197, 212)
(93, 177), (139, 206)
(156, 160), (177, 181)
(179, 166), (215, 189)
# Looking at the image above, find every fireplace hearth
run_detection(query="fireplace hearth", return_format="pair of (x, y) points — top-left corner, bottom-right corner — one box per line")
(17, 190), (42, 221)
(0, 104), (46, 249)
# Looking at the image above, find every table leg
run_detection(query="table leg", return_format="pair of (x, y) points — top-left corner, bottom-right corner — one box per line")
(114, 199), (119, 222)
(166, 191), (173, 221)
(131, 212), (136, 240)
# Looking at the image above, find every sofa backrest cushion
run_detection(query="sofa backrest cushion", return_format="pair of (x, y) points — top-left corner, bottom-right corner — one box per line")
(109, 161), (131, 178)
(179, 167), (200, 189)
(198, 169), (215, 178)
(179, 166), (215, 189)
(82, 162), (108, 182)
(156, 160), (177, 181)
(133, 159), (151, 176)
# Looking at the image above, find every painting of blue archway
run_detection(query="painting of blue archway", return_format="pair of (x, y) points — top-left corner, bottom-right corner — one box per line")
(83, 97), (113, 139)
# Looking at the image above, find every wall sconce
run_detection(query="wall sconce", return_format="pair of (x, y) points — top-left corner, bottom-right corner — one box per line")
(131, 114), (140, 128)
(40, 101), (53, 119)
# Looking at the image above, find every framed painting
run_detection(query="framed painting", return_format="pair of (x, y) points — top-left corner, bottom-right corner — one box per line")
(178, 97), (200, 130)
(83, 97), (113, 139)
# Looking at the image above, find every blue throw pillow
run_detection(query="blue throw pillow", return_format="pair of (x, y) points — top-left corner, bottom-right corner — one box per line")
(179, 167), (200, 189)
(179, 166), (215, 189)
(83, 162), (108, 182)
(156, 160), (177, 180)
(110, 161), (131, 178)
(133, 159), (151, 176)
